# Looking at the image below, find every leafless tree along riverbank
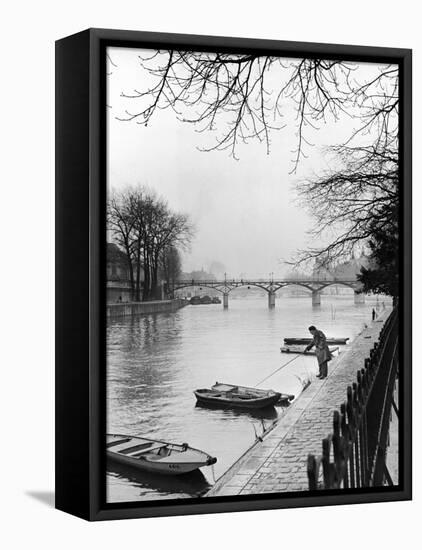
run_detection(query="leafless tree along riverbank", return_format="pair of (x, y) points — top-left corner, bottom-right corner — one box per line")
(107, 186), (194, 300)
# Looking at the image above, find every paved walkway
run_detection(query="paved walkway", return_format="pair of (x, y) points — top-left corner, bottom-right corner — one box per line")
(208, 309), (392, 496)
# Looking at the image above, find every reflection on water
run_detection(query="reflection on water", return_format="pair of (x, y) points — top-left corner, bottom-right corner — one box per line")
(194, 401), (280, 421)
(107, 294), (389, 502)
(107, 460), (211, 501)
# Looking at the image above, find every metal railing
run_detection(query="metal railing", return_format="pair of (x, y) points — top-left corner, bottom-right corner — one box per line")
(308, 308), (399, 490)
(174, 278), (358, 285)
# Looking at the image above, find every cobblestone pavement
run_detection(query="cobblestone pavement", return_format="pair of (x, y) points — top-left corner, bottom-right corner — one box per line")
(208, 309), (391, 497)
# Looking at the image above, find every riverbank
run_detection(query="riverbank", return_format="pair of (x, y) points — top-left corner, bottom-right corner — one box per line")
(207, 307), (393, 496)
(107, 298), (188, 318)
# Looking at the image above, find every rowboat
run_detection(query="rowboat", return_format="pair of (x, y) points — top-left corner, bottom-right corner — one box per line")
(283, 337), (349, 345)
(194, 382), (293, 409)
(280, 345), (339, 355)
(107, 434), (217, 475)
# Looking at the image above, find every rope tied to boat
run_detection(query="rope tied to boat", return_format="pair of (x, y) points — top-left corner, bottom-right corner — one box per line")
(254, 354), (301, 387)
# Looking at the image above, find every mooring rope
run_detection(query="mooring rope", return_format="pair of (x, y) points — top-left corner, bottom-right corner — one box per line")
(254, 354), (301, 387)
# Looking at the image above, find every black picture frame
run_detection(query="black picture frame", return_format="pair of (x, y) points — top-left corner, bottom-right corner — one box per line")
(55, 28), (412, 521)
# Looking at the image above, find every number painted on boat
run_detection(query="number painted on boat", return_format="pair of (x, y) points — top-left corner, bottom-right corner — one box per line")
(169, 464), (180, 469)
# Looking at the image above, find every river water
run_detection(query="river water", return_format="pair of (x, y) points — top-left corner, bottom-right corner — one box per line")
(106, 293), (389, 503)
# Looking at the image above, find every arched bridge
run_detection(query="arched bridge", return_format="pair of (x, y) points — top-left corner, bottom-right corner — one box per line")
(171, 278), (365, 308)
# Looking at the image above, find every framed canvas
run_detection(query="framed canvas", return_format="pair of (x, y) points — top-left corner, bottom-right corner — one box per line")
(55, 28), (412, 521)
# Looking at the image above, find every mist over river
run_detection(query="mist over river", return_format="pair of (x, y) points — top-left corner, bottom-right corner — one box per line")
(106, 293), (389, 502)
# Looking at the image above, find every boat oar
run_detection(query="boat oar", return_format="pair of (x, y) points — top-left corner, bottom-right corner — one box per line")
(254, 354), (301, 388)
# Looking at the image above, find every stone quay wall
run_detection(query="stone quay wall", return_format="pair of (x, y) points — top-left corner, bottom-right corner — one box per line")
(107, 299), (188, 318)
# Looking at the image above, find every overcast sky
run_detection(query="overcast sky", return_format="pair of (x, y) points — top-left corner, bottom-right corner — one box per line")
(106, 48), (388, 278)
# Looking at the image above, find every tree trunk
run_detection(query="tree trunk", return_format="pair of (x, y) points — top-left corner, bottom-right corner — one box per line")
(143, 249), (151, 301)
(122, 238), (135, 301)
(151, 257), (160, 299)
(135, 240), (142, 302)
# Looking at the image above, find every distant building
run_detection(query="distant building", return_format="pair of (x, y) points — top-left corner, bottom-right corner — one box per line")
(312, 256), (335, 280)
(333, 253), (373, 279)
(106, 242), (144, 302)
(180, 268), (216, 281)
(312, 253), (372, 281)
(311, 253), (374, 295)
(107, 243), (131, 281)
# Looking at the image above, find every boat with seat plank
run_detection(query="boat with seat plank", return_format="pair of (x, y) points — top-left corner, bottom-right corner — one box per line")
(107, 434), (216, 475)
(194, 382), (294, 409)
(283, 337), (349, 345)
(280, 345), (339, 355)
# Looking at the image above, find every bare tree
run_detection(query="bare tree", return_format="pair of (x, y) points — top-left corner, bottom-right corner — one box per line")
(113, 51), (399, 292)
(161, 246), (182, 295)
(294, 144), (398, 266)
(107, 189), (137, 296)
(115, 52), (398, 165)
(126, 189), (156, 301)
(107, 186), (194, 301)
(145, 200), (194, 299)
(292, 63), (398, 274)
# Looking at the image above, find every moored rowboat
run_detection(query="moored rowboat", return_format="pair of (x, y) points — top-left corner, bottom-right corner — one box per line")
(194, 382), (294, 409)
(283, 337), (349, 345)
(107, 434), (216, 475)
(280, 345), (339, 355)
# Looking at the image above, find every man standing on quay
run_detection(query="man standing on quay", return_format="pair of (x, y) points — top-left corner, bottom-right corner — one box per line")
(304, 325), (332, 379)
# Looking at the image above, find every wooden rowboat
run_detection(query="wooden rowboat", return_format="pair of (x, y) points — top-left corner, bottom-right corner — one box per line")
(107, 434), (216, 475)
(194, 382), (293, 409)
(280, 345), (339, 355)
(283, 337), (349, 345)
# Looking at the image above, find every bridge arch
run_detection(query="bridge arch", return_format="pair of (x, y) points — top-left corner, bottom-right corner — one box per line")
(317, 281), (358, 292)
(172, 281), (279, 294)
(274, 282), (315, 292)
(229, 282), (274, 293)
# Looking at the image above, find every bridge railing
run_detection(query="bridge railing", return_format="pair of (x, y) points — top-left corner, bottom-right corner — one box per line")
(307, 308), (399, 490)
(173, 278), (359, 285)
